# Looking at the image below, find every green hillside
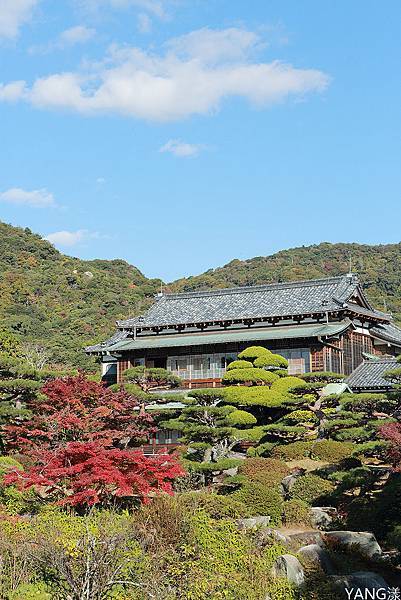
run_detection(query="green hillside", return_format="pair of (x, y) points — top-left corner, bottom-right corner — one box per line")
(171, 242), (401, 322)
(1, 222), (400, 367)
(0, 222), (161, 367)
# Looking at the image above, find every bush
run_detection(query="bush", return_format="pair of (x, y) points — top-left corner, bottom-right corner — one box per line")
(232, 482), (283, 525)
(310, 440), (354, 462)
(226, 360), (253, 371)
(223, 386), (285, 407)
(290, 474), (335, 506)
(226, 409), (257, 427)
(179, 491), (250, 519)
(254, 353), (288, 370)
(387, 526), (401, 551)
(282, 499), (311, 526)
(232, 426), (267, 443)
(222, 368), (279, 386)
(239, 458), (290, 487)
(238, 346), (272, 361)
(271, 441), (313, 461)
(271, 376), (305, 393)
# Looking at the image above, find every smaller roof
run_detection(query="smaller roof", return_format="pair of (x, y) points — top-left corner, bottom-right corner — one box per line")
(106, 320), (352, 352)
(346, 357), (397, 391)
(371, 322), (401, 348)
(85, 329), (130, 354)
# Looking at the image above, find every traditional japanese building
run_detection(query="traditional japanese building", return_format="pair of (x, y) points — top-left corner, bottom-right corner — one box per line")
(86, 274), (401, 387)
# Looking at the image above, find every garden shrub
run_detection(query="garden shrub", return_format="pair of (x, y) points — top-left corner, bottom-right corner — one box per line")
(226, 409), (257, 427)
(271, 441), (313, 461)
(247, 441), (276, 457)
(282, 499), (311, 526)
(222, 368), (279, 385)
(237, 346), (272, 361)
(223, 386), (285, 407)
(239, 457), (290, 487)
(254, 353), (289, 370)
(226, 359), (253, 371)
(290, 474), (335, 506)
(179, 491), (250, 519)
(271, 376), (305, 393)
(232, 482), (283, 525)
(310, 440), (354, 462)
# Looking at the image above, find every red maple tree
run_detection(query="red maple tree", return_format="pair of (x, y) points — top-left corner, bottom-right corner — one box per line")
(4, 375), (185, 508)
(380, 422), (401, 471)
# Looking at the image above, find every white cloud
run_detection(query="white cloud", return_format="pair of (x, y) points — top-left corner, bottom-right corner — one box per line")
(0, 81), (26, 101)
(59, 25), (95, 46)
(160, 139), (203, 158)
(76, 0), (166, 18)
(0, 0), (39, 39)
(137, 12), (152, 33)
(45, 229), (99, 247)
(96, 177), (106, 184)
(0, 27), (330, 122)
(0, 187), (56, 208)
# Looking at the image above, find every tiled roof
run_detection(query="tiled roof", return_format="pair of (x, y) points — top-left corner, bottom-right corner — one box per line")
(346, 358), (397, 391)
(371, 322), (401, 347)
(85, 329), (130, 353)
(117, 274), (378, 329)
(106, 321), (353, 352)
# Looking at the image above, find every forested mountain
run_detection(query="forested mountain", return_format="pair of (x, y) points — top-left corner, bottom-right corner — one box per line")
(0, 222), (161, 367)
(0, 221), (400, 367)
(172, 242), (401, 321)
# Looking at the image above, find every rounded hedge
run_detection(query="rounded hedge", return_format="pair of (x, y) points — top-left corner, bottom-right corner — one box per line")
(271, 441), (313, 461)
(226, 409), (257, 427)
(232, 482), (283, 525)
(310, 440), (354, 462)
(179, 491), (251, 519)
(226, 360), (254, 371)
(282, 499), (311, 525)
(290, 474), (335, 505)
(222, 368), (279, 386)
(271, 376), (305, 393)
(238, 346), (272, 361)
(239, 457), (290, 487)
(254, 354), (288, 370)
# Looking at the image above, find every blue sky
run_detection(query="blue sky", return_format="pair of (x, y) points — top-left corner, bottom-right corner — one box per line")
(0, 1), (400, 281)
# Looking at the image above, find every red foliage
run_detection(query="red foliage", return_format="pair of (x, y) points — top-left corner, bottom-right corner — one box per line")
(4, 375), (185, 508)
(380, 423), (401, 470)
(5, 374), (156, 451)
(5, 441), (185, 507)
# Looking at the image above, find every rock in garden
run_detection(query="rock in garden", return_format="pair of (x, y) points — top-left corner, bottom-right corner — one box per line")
(281, 469), (305, 497)
(330, 571), (388, 593)
(310, 506), (337, 530)
(324, 531), (382, 559)
(298, 543), (336, 575)
(237, 516), (270, 530)
(271, 554), (305, 586)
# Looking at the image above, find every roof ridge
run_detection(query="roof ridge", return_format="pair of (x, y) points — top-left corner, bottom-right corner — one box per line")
(162, 274), (355, 300)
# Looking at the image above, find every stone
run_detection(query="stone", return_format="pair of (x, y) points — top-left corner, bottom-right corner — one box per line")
(330, 571), (388, 593)
(298, 543), (336, 575)
(271, 554), (305, 586)
(237, 516), (270, 530)
(281, 469), (306, 498)
(254, 528), (290, 548)
(222, 466), (238, 477)
(324, 531), (382, 559)
(287, 530), (323, 548)
(310, 506), (337, 530)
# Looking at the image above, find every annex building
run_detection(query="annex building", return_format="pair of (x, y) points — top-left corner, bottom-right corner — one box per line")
(86, 274), (401, 388)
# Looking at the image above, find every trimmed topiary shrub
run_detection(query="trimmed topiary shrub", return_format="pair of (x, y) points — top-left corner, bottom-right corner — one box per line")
(222, 368), (279, 386)
(290, 474), (335, 506)
(254, 354), (289, 370)
(271, 441), (313, 461)
(271, 376), (305, 393)
(237, 346), (272, 361)
(232, 482), (284, 525)
(223, 386), (285, 407)
(239, 458), (290, 487)
(226, 360), (253, 371)
(282, 499), (311, 526)
(226, 409), (257, 427)
(310, 440), (354, 462)
(179, 491), (251, 520)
